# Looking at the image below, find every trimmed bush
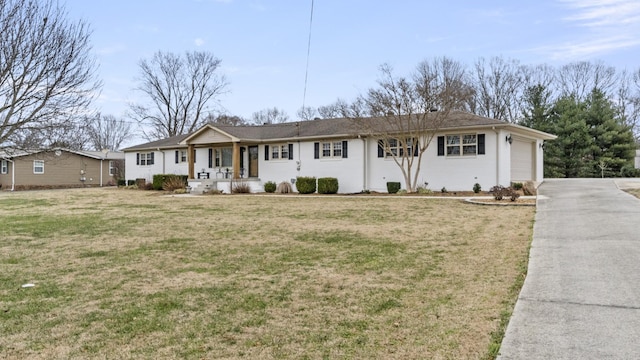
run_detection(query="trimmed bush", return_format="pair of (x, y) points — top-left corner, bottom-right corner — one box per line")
(264, 181), (277, 193)
(296, 176), (317, 194)
(511, 182), (523, 190)
(317, 177), (339, 194)
(473, 183), (481, 193)
(127, 180), (135, 186)
(117, 179), (126, 187)
(386, 182), (401, 194)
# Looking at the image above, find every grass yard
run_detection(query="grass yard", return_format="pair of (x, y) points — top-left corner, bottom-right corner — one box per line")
(0, 188), (535, 359)
(626, 188), (640, 199)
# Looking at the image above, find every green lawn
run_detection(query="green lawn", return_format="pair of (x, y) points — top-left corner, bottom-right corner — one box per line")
(0, 188), (535, 359)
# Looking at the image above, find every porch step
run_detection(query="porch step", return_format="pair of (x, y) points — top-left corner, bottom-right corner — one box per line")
(188, 179), (217, 195)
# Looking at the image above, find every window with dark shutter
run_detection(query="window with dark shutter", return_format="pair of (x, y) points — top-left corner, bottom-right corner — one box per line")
(342, 141), (348, 158)
(192, 148), (196, 162)
(477, 134), (485, 155)
(437, 136), (445, 156)
(413, 139), (419, 157)
(136, 153), (140, 165)
(175, 151), (179, 164)
(288, 144), (294, 160)
(264, 145), (269, 161)
(378, 140), (384, 158)
(208, 148), (213, 168)
(314, 142), (319, 159)
(149, 152), (154, 165)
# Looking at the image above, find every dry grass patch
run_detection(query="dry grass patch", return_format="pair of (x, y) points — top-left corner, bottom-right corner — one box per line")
(0, 188), (534, 359)
(625, 188), (640, 199)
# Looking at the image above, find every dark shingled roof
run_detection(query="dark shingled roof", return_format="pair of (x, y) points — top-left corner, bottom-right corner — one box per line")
(123, 111), (511, 150)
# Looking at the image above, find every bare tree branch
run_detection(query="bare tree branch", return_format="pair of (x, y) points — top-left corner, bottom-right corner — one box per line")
(86, 113), (133, 151)
(0, 0), (100, 148)
(129, 51), (228, 140)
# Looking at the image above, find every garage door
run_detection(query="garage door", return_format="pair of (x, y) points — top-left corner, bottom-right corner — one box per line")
(510, 139), (533, 181)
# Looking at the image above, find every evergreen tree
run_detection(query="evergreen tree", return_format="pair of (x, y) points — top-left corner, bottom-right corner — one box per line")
(583, 89), (636, 176)
(544, 96), (593, 178)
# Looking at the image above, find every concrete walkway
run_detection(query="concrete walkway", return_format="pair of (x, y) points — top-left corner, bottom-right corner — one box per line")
(498, 179), (640, 359)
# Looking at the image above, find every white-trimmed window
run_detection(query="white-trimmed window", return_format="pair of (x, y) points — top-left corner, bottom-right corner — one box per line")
(1, 160), (7, 174)
(314, 141), (348, 159)
(137, 152), (154, 166)
(214, 148), (233, 167)
(108, 161), (115, 176)
(447, 134), (476, 156)
(180, 150), (187, 163)
(33, 160), (44, 174)
(378, 138), (417, 158)
(437, 134), (485, 157)
(265, 144), (293, 161)
(322, 141), (342, 158)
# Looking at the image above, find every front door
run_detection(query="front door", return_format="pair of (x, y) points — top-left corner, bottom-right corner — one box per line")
(248, 146), (258, 178)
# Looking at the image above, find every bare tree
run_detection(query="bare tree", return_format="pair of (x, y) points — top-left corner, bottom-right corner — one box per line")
(557, 61), (618, 100)
(343, 58), (469, 192)
(296, 106), (318, 121)
(130, 51), (228, 140)
(204, 113), (247, 126)
(0, 0), (100, 148)
(251, 107), (289, 125)
(12, 117), (91, 150)
(317, 99), (349, 118)
(86, 113), (133, 151)
(471, 56), (526, 122)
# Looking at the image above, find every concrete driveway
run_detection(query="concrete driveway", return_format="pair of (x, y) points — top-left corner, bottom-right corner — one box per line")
(498, 179), (640, 359)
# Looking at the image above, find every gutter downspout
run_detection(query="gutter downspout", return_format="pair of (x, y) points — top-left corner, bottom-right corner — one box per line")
(100, 159), (103, 187)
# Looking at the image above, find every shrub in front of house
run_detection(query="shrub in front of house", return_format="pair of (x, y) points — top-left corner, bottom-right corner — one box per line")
(473, 183), (481, 193)
(264, 181), (276, 193)
(386, 182), (401, 194)
(153, 174), (187, 191)
(490, 185), (520, 201)
(511, 182), (523, 190)
(317, 177), (338, 194)
(162, 176), (188, 192)
(296, 176), (317, 194)
(117, 179), (126, 187)
(232, 180), (251, 194)
(276, 181), (293, 193)
(127, 180), (136, 186)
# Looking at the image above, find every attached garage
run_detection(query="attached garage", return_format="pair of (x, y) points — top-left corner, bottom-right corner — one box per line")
(510, 138), (534, 182)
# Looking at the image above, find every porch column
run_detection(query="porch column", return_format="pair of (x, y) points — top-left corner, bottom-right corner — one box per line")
(232, 142), (240, 179)
(188, 144), (195, 179)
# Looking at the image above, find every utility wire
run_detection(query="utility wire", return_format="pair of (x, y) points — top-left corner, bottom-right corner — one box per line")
(301, 0), (314, 113)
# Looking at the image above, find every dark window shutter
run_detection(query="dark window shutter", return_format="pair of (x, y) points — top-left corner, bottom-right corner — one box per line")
(150, 152), (154, 164)
(437, 136), (445, 156)
(314, 142), (319, 159)
(288, 144), (294, 160)
(342, 141), (348, 158)
(413, 139), (419, 157)
(208, 148), (213, 168)
(136, 153), (140, 165)
(264, 145), (269, 161)
(378, 140), (384, 158)
(192, 148), (196, 162)
(477, 134), (485, 155)
(175, 150), (179, 163)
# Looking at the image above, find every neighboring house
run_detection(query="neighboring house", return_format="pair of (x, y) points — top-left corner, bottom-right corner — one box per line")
(635, 150), (640, 169)
(123, 111), (556, 194)
(0, 148), (124, 191)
